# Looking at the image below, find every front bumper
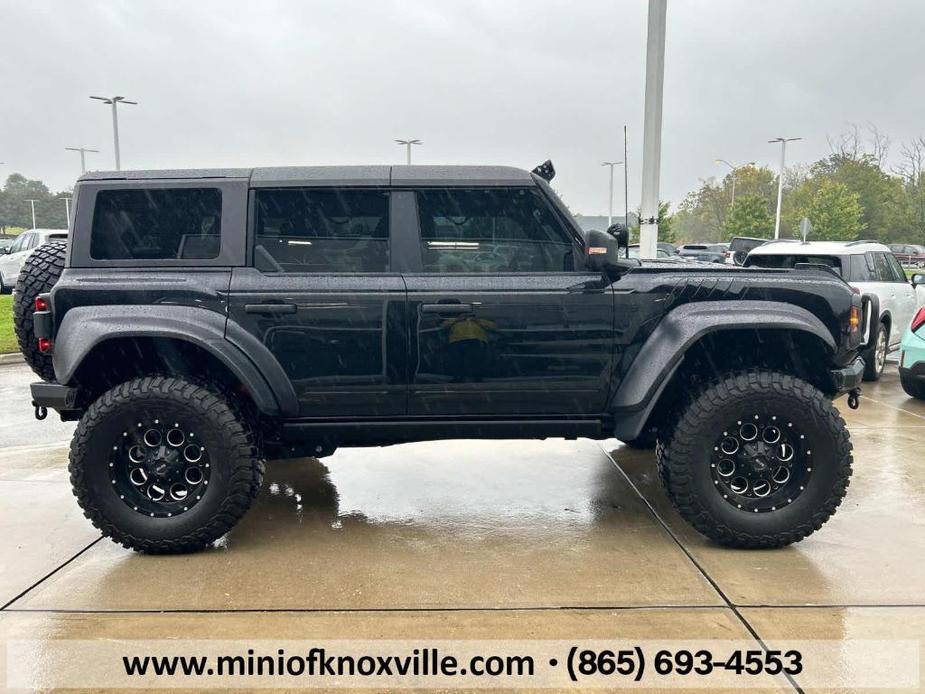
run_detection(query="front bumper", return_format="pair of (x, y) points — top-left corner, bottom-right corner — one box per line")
(830, 357), (864, 394)
(899, 361), (925, 384)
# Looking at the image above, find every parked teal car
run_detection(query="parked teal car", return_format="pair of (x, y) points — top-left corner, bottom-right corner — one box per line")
(900, 276), (925, 399)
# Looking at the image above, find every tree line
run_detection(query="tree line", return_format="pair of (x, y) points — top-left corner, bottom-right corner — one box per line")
(0, 174), (72, 232)
(672, 126), (925, 244)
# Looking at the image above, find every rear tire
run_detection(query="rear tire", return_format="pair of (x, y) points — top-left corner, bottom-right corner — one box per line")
(862, 322), (888, 381)
(69, 377), (264, 553)
(658, 370), (852, 549)
(900, 373), (925, 400)
(13, 241), (67, 381)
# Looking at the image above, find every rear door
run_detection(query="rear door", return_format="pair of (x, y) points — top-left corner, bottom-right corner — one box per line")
(399, 186), (614, 416)
(882, 252), (917, 344)
(228, 187), (408, 418)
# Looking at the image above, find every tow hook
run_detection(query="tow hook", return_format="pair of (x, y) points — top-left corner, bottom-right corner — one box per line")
(847, 388), (861, 410)
(33, 404), (48, 421)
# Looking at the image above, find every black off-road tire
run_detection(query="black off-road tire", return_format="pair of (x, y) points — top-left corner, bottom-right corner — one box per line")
(69, 377), (264, 553)
(861, 321), (888, 382)
(658, 370), (852, 549)
(900, 374), (925, 400)
(13, 241), (67, 381)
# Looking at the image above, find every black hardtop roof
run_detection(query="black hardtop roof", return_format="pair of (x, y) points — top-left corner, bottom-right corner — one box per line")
(78, 165), (536, 188)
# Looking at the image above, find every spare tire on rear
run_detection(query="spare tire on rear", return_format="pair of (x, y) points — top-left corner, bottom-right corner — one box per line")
(13, 241), (67, 382)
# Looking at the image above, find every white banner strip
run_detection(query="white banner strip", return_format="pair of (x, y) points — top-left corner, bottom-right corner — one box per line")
(4, 638), (920, 689)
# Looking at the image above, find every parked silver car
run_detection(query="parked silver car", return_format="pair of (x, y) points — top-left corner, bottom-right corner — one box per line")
(0, 229), (68, 293)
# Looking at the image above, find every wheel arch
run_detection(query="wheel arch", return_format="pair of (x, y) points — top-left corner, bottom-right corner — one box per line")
(611, 300), (837, 441)
(55, 305), (298, 417)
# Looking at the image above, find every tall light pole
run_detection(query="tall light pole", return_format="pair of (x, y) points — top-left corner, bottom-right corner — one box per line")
(601, 161), (623, 228)
(714, 159), (755, 209)
(65, 146), (100, 174)
(26, 199), (39, 229)
(769, 137), (801, 239)
(623, 125), (629, 233)
(90, 96), (137, 170)
(639, 0), (667, 258)
(64, 197), (73, 225)
(395, 139), (422, 165)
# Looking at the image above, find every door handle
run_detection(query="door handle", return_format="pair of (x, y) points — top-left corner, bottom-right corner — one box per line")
(421, 303), (473, 315)
(245, 303), (297, 315)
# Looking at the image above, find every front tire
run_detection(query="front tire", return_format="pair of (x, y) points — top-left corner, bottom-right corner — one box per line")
(69, 377), (264, 553)
(659, 370), (852, 548)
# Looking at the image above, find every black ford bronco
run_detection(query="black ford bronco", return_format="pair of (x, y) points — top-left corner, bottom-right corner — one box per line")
(16, 164), (867, 553)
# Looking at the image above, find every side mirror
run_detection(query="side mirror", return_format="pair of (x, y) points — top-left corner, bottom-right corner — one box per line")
(912, 273), (925, 287)
(0, 247), (9, 255)
(585, 229), (623, 280)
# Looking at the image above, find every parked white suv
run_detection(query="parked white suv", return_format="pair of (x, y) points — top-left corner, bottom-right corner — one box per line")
(0, 229), (68, 294)
(745, 240), (923, 381)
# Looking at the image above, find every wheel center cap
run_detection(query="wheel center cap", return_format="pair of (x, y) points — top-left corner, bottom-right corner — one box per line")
(742, 442), (770, 471)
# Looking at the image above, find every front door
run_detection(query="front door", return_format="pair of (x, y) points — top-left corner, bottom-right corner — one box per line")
(401, 186), (614, 416)
(228, 187), (408, 417)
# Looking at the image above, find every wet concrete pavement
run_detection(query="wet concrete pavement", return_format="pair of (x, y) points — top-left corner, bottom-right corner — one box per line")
(0, 361), (923, 692)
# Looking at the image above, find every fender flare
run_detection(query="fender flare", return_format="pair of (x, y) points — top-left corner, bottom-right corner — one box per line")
(611, 300), (836, 440)
(53, 305), (298, 417)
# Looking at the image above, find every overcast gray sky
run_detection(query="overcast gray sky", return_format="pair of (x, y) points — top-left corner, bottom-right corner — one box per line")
(2, 0), (923, 214)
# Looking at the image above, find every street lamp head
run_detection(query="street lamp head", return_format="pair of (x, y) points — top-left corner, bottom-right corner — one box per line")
(601, 161), (623, 167)
(91, 95), (137, 105)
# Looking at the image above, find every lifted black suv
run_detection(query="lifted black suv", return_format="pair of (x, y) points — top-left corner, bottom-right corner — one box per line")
(18, 164), (866, 553)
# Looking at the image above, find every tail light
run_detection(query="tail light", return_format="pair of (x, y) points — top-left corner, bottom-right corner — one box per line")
(848, 306), (860, 332)
(35, 297), (48, 312)
(37, 338), (52, 353)
(912, 306), (925, 333)
(724, 250), (731, 259)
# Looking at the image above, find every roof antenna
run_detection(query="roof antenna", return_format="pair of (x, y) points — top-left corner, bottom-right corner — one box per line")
(531, 160), (556, 182)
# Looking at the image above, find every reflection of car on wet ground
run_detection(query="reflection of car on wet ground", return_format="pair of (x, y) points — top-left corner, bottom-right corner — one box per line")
(19, 163), (866, 555)
(677, 243), (726, 263)
(899, 287), (925, 399)
(745, 240), (924, 381)
(627, 244), (673, 259)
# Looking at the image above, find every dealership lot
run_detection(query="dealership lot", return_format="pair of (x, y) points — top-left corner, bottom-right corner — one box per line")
(0, 360), (923, 691)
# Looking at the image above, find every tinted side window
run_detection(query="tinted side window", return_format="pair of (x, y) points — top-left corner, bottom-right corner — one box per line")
(847, 254), (875, 282)
(885, 253), (907, 282)
(254, 189), (389, 273)
(416, 188), (575, 273)
(91, 188), (222, 260)
(871, 252), (898, 282)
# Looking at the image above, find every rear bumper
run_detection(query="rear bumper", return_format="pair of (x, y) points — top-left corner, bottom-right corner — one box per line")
(830, 357), (864, 394)
(31, 381), (81, 418)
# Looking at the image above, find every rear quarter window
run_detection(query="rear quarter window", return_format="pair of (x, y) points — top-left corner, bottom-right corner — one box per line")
(90, 188), (222, 260)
